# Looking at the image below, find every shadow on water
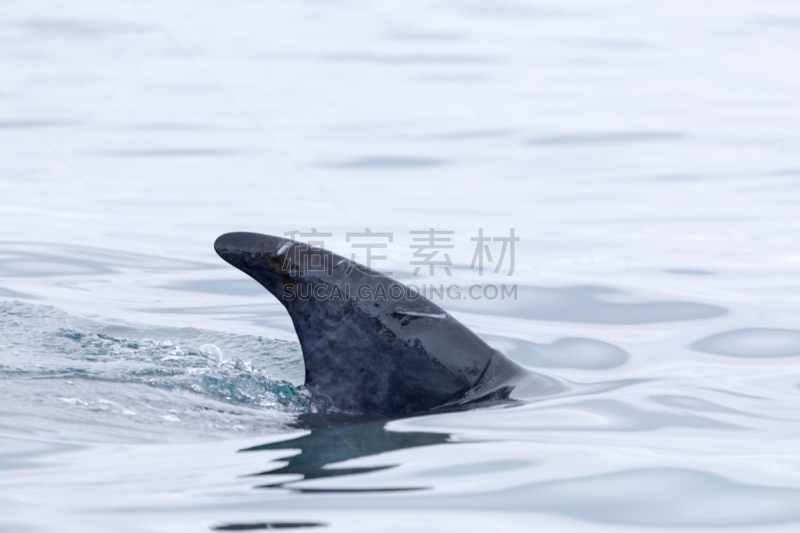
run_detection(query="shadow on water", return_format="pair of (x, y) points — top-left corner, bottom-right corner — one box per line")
(240, 419), (451, 493)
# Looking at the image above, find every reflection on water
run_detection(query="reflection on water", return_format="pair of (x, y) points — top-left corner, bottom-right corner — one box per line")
(0, 241), (212, 278)
(324, 156), (447, 169)
(20, 17), (149, 37)
(159, 278), (265, 297)
(536, 398), (742, 431)
(663, 268), (715, 276)
(485, 335), (629, 369)
(212, 522), (326, 531)
(445, 285), (727, 324)
(242, 420), (450, 493)
(651, 394), (762, 418)
(96, 149), (243, 157)
(529, 130), (684, 145)
(691, 328), (800, 358)
(418, 467), (800, 527)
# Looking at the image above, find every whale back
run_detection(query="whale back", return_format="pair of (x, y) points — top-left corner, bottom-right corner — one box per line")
(214, 232), (513, 416)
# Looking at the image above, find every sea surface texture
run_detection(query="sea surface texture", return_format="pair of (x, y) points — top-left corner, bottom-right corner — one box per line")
(2, 1), (800, 531)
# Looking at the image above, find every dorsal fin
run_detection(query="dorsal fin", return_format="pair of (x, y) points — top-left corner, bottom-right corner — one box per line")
(214, 231), (516, 416)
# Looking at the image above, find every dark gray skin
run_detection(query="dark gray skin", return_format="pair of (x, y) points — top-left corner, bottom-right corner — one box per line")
(214, 232), (552, 417)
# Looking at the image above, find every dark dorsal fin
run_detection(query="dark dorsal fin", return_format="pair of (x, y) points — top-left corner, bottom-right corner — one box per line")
(214, 231), (515, 416)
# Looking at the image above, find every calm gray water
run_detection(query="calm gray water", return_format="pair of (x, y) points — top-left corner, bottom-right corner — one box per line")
(2, 1), (800, 531)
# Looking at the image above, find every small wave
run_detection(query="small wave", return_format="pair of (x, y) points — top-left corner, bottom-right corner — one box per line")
(0, 300), (310, 423)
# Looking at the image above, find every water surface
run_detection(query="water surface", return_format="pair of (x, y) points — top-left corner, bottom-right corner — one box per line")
(2, 1), (800, 531)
